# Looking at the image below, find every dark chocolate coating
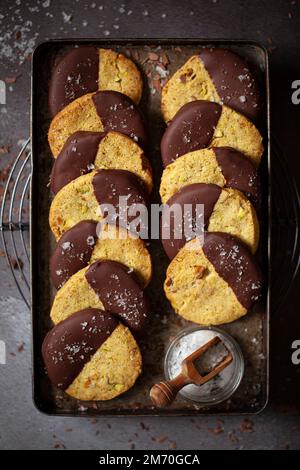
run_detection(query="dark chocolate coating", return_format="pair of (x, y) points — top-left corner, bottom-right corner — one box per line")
(161, 100), (221, 167)
(92, 169), (148, 236)
(51, 131), (106, 194)
(42, 308), (118, 390)
(92, 91), (147, 147)
(50, 220), (98, 289)
(202, 232), (262, 310)
(161, 183), (221, 259)
(49, 46), (99, 116)
(85, 260), (150, 332)
(213, 147), (261, 207)
(199, 47), (261, 122)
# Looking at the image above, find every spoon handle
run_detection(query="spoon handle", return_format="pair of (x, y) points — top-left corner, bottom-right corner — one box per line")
(150, 373), (189, 408)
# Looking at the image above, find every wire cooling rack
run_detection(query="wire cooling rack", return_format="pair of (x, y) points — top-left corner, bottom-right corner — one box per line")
(0, 138), (31, 308)
(0, 138), (300, 313)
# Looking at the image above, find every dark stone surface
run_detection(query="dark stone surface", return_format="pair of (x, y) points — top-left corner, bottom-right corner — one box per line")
(0, 0), (299, 450)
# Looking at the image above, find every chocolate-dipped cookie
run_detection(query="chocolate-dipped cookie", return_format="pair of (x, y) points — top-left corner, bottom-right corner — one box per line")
(48, 90), (147, 157)
(49, 47), (142, 116)
(42, 308), (142, 401)
(50, 260), (150, 333)
(50, 221), (152, 289)
(161, 48), (261, 122)
(164, 233), (262, 325)
(49, 169), (148, 240)
(160, 100), (263, 167)
(160, 147), (260, 207)
(51, 130), (153, 194)
(161, 183), (259, 258)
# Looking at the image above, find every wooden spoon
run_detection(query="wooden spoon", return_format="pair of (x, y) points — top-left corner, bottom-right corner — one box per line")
(150, 336), (233, 408)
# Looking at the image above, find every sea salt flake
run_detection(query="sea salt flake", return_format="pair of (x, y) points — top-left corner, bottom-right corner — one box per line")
(61, 241), (72, 251)
(62, 11), (72, 23)
(86, 236), (95, 246)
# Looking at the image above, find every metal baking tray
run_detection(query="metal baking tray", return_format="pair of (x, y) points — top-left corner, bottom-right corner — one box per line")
(31, 39), (270, 416)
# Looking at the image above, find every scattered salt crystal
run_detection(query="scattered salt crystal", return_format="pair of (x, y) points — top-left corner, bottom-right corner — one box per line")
(78, 405), (88, 412)
(61, 241), (72, 251)
(62, 11), (72, 23)
(86, 236), (95, 246)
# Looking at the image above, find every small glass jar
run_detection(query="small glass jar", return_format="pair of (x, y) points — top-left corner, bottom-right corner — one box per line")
(164, 326), (244, 405)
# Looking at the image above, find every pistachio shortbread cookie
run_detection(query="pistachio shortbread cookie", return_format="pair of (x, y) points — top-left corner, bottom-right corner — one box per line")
(161, 183), (259, 258)
(42, 308), (142, 401)
(51, 130), (153, 194)
(164, 233), (262, 325)
(49, 169), (148, 240)
(50, 221), (152, 289)
(48, 90), (147, 157)
(50, 259), (150, 333)
(160, 100), (263, 167)
(49, 46), (142, 115)
(161, 48), (261, 122)
(160, 147), (260, 206)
